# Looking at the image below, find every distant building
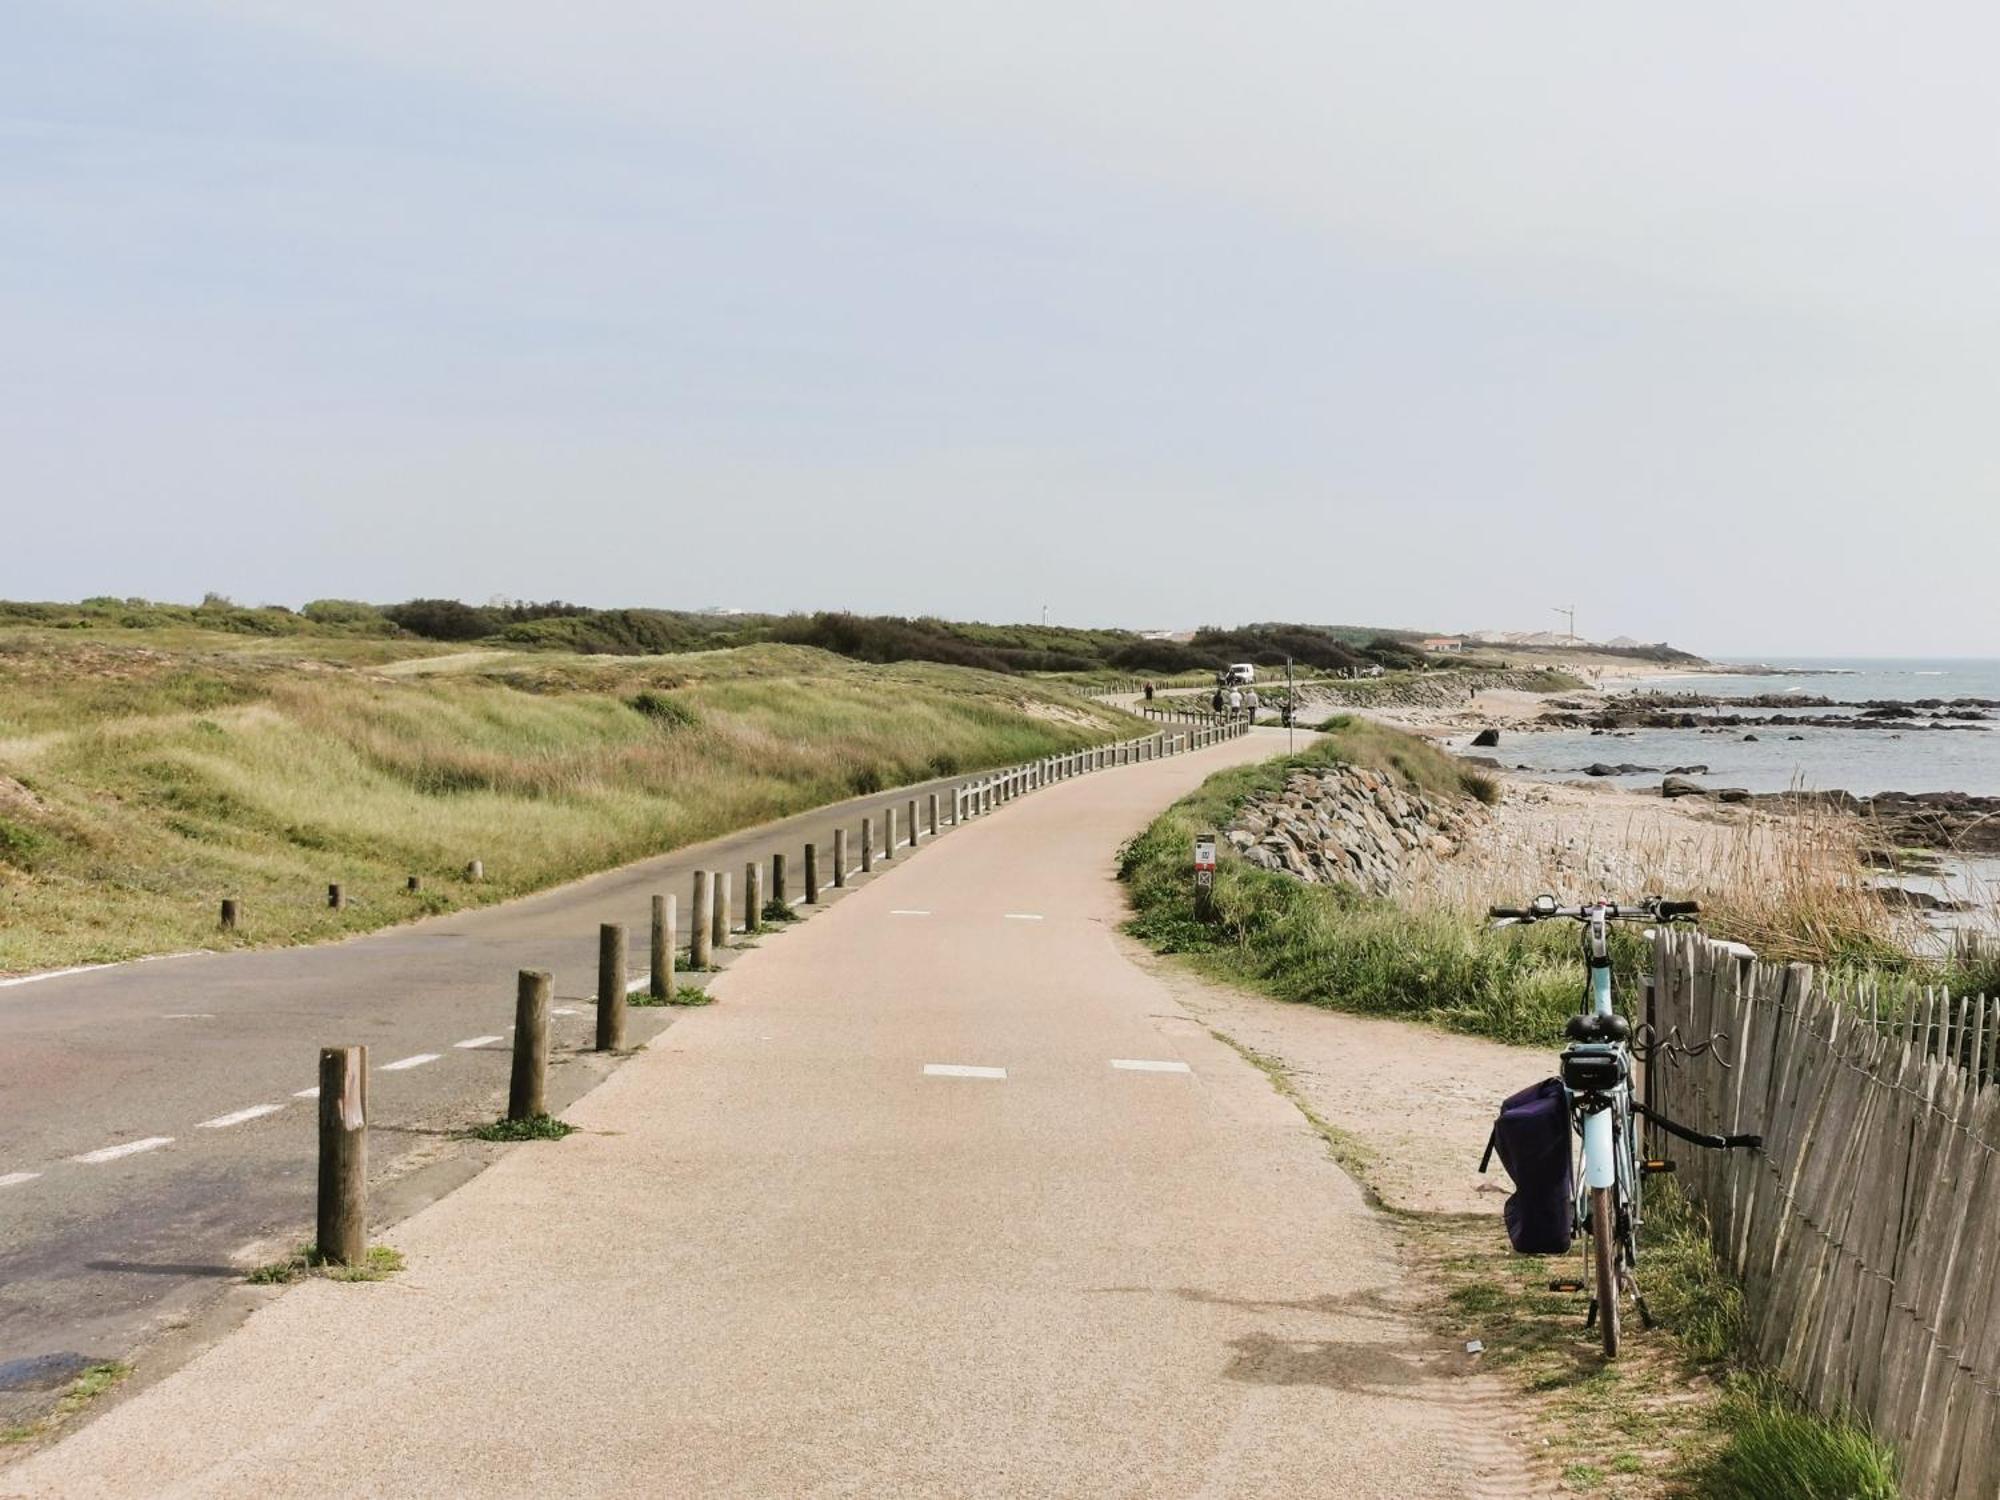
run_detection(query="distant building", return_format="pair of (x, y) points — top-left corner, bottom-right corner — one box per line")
(1420, 636), (1464, 653)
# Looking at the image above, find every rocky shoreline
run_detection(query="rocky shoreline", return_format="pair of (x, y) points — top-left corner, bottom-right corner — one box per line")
(1226, 764), (1478, 895)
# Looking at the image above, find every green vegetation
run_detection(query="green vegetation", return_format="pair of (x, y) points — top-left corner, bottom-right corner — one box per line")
(628, 985), (714, 1007)
(1119, 719), (1625, 1046)
(0, 1362), (130, 1446)
(246, 1244), (405, 1284)
(1142, 730), (1898, 1496)
(0, 628), (1135, 972)
(470, 1113), (577, 1142)
(1685, 1382), (1899, 1499)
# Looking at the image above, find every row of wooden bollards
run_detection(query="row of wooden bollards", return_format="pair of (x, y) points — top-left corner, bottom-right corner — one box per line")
(310, 718), (1254, 1262)
(219, 862), (485, 933)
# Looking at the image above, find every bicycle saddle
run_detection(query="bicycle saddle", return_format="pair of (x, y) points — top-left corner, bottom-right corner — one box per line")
(1564, 1013), (1631, 1044)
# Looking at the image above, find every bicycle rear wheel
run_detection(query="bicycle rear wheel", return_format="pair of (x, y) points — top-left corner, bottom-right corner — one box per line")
(1591, 1185), (1620, 1358)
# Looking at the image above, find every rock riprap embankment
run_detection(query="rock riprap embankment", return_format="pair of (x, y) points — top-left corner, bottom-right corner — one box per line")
(1226, 765), (1481, 895)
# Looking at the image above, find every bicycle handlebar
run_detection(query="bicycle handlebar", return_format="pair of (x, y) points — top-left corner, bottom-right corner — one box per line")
(1487, 897), (1700, 924)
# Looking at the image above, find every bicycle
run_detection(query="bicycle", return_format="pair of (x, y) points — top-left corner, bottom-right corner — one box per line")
(1482, 895), (1763, 1356)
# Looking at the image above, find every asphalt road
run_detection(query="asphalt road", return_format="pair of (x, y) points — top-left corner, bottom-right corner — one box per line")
(0, 751), (1131, 1427)
(1, 723), (1510, 1499)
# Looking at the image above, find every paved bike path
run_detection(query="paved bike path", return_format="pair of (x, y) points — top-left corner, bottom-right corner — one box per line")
(4, 729), (1504, 1497)
(0, 760), (1034, 1424)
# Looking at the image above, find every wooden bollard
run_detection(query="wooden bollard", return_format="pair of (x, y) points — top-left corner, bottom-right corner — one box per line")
(927, 793), (939, 836)
(833, 828), (849, 887)
(882, 807), (896, 860)
(690, 870), (713, 968)
(804, 843), (820, 903)
(220, 897), (240, 932)
(327, 883), (344, 911)
(407, 875), (422, 894)
(713, 871), (732, 949)
(861, 817), (874, 872)
(510, 970), (551, 1119)
(596, 923), (626, 1052)
(744, 861), (763, 933)
(906, 799), (917, 847)
(316, 1044), (367, 1267)
(771, 850), (789, 906)
(465, 859), (483, 882)
(651, 894), (675, 1000)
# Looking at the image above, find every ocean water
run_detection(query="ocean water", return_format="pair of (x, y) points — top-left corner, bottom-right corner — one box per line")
(1486, 657), (2000, 797)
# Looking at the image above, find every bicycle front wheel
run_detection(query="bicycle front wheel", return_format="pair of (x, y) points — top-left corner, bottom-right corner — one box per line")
(1591, 1185), (1621, 1358)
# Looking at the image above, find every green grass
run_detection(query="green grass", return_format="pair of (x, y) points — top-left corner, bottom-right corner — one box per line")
(0, 1361), (130, 1446)
(246, 1243), (406, 1284)
(627, 984), (713, 1007)
(1119, 719), (1638, 1046)
(1684, 1381), (1899, 1499)
(0, 631), (1141, 972)
(469, 1113), (577, 1142)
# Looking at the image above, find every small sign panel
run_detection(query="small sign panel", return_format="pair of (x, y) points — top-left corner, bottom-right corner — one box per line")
(1194, 835), (1216, 872)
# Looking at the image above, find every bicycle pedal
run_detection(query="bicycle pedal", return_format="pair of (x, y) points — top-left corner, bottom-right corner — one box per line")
(1547, 1279), (1586, 1294)
(1641, 1159), (1677, 1175)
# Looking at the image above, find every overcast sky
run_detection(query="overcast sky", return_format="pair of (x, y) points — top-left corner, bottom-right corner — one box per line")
(5, 4), (1995, 656)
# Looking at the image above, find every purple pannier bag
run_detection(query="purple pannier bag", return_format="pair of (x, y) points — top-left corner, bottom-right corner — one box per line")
(1481, 1078), (1574, 1255)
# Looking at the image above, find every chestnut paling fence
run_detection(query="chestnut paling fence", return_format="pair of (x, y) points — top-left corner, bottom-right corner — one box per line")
(1649, 932), (2000, 1499)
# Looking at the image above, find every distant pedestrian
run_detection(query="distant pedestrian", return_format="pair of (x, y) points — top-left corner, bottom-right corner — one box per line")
(1245, 688), (1261, 723)
(1211, 687), (1225, 714)
(1143, 681), (1155, 701)
(1228, 686), (1243, 715)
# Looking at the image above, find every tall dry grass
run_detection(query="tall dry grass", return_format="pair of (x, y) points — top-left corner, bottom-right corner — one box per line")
(0, 641), (1138, 972)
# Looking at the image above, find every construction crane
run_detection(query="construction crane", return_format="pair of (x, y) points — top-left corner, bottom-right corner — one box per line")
(1553, 605), (1577, 644)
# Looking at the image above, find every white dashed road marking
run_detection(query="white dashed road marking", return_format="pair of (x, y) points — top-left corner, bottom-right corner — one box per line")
(890, 910), (932, 917)
(294, 1087), (320, 1100)
(1111, 1059), (1192, 1074)
(161, 1013), (215, 1020)
(380, 1053), (440, 1072)
(0, 1172), (41, 1189)
(1003, 913), (1044, 922)
(455, 1035), (504, 1049)
(923, 1064), (1007, 1079)
(74, 1137), (173, 1165)
(197, 1104), (285, 1129)
(553, 1008), (579, 1017)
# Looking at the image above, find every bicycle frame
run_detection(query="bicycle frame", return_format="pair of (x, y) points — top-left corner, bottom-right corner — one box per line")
(1566, 910), (1640, 1268)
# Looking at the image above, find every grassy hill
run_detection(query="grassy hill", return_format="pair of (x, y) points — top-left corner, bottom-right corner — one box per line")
(0, 624), (1138, 973)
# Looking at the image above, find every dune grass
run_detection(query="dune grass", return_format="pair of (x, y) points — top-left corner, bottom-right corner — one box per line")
(0, 631), (1138, 972)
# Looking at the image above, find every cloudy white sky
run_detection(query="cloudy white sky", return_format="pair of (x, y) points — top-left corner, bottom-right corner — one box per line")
(5, 3), (1995, 654)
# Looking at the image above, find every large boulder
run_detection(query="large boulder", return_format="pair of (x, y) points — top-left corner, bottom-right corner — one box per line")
(1662, 775), (1709, 799)
(1470, 728), (1501, 748)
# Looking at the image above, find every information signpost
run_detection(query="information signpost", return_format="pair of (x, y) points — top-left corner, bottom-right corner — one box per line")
(1194, 832), (1217, 919)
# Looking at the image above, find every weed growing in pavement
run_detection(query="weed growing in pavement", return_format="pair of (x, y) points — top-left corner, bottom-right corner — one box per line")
(760, 899), (800, 923)
(627, 984), (712, 1007)
(469, 1113), (577, 1143)
(0, 1362), (130, 1446)
(247, 1244), (406, 1285)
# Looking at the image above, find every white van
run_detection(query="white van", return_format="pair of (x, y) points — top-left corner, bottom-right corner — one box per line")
(1224, 663), (1256, 685)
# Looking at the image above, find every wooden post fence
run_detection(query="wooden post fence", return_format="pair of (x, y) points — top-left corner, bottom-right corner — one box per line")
(510, 970), (550, 1120)
(690, 869), (713, 969)
(596, 922), (626, 1051)
(651, 894), (674, 1000)
(316, 1044), (367, 1266)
